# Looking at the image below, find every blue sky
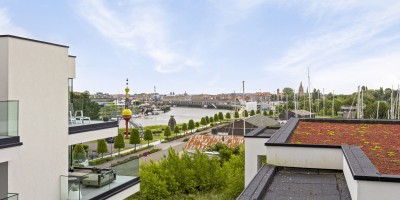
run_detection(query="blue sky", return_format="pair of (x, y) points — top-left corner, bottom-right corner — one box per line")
(1, 0), (400, 95)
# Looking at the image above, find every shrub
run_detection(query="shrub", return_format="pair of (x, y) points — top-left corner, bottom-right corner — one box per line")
(174, 126), (180, 138)
(188, 120), (195, 133)
(209, 116), (214, 123)
(144, 129), (153, 145)
(97, 139), (108, 158)
(73, 144), (86, 161)
(234, 111), (239, 118)
(250, 110), (255, 116)
(214, 114), (218, 123)
(130, 129), (141, 150)
(182, 123), (188, 134)
(164, 126), (172, 139)
(114, 133), (125, 156)
(205, 116), (210, 124)
(218, 112), (224, 121)
(225, 112), (231, 119)
(200, 117), (206, 126)
(256, 110), (261, 114)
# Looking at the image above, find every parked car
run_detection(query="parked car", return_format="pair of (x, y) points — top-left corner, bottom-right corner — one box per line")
(105, 137), (114, 143)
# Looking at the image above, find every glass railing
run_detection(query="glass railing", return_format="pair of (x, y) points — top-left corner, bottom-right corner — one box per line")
(0, 101), (19, 137)
(0, 193), (19, 200)
(62, 155), (139, 200)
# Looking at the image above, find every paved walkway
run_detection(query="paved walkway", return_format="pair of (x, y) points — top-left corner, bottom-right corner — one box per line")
(92, 123), (226, 168)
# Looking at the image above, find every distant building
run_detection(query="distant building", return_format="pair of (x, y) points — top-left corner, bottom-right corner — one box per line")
(214, 114), (280, 136)
(298, 82), (304, 96)
(337, 104), (365, 119)
(279, 109), (315, 120)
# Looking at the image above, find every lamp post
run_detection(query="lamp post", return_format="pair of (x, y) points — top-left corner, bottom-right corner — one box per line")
(122, 79), (132, 139)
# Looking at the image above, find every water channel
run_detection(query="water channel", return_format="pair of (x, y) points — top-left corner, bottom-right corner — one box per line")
(118, 107), (230, 127)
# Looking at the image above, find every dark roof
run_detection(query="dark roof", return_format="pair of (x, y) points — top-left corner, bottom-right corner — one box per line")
(239, 165), (351, 200)
(245, 114), (280, 127)
(0, 35), (69, 48)
(245, 126), (280, 138)
(290, 109), (314, 115)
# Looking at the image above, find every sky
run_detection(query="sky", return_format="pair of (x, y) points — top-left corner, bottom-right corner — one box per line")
(1, 0), (400, 95)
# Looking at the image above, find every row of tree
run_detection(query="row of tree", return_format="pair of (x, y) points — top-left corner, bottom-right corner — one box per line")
(139, 147), (244, 200)
(276, 87), (395, 118)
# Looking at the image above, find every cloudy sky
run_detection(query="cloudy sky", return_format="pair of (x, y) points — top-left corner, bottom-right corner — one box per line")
(1, 0), (400, 95)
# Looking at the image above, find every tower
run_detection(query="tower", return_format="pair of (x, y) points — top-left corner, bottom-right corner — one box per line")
(298, 82), (304, 96)
(122, 79), (132, 139)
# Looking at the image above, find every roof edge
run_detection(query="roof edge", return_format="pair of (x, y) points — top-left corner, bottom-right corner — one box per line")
(0, 35), (69, 48)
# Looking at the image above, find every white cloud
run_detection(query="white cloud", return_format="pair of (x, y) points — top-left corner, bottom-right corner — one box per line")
(313, 51), (400, 94)
(0, 8), (28, 36)
(265, 1), (400, 92)
(78, 0), (200, 73)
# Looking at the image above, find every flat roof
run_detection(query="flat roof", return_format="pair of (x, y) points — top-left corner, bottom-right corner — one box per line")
(239, 165), (351, 200)
(245, 126), (279, 138)
(0, 35), (69, 48)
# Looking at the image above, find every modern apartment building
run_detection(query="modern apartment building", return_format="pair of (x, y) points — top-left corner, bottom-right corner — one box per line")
(0, 35), (139, 200)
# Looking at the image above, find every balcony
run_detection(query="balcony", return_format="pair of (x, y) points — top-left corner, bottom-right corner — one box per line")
(0, 193), (18, 200)
(61, 153), (139, 200)
(0, 101), (22, 162)
(68, 99), (119, 144)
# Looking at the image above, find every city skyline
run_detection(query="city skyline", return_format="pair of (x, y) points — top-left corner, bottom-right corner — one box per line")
(1, 0), (400, 94)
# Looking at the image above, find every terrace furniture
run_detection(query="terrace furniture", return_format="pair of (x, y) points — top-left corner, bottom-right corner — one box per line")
(69, 111), (77, 124)
(75, 110), (91, 124)
(81, 169), (116, 187)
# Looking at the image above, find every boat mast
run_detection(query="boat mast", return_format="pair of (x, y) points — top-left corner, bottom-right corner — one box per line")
(323, 88), (325, 117)
(390, 86), (394, 119)
(243, 81), (245, 136)
(376, 100), (380, 119)
(308, 67), (312, 118)
(332, 90), (335, 118)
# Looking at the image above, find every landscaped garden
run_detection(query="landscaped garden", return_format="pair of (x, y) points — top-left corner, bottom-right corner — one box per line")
(288, 121), (400, 175)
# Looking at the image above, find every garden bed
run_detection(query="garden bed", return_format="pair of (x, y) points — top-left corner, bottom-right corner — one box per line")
(288, 121), (400, 175)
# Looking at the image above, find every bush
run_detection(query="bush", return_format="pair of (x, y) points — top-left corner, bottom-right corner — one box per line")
(183, 138), (189, 142)
(114, 133), (125, 155)
(97, 139), (108, 158)
(103, 116), (109, 121)
(164, 126), (172, 139)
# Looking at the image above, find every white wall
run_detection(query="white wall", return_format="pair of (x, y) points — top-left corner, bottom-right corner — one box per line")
(0, 38), (8, 100)
(107, 183), (140, 200)
(343, 156), (358, 200)
(68, 127), (118, 145)
(266, 146), (343, 170)
(245, 137), (268, 187)
(0, 146), (21, 163)
(4, 37), (74, 200)
(343, 155), (400, 200)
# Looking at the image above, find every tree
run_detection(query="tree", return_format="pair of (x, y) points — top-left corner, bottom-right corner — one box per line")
(263, 110), (267, 116)
(225, 112), (231, 119)
(164, 126), (172, 139)
(195, 122), (200, 129)
(188, 119), (195, 133)
(174, 126), (180, 138)
(182, 123), (188, 134)
(244, 110), (248, 117)
(234, 111), (239, 118)
(205, 116), (210, 124)
(256, 110), (261, 114)
(144, 129), (153, 145)
(200, 117), (207, 127)
(222, 148), (245, 199)
(114, 133), (125, 156)
(218, 112), (224, 122)
(214, 114), (219, 123)
(209, 116), (214, 124)
(129, 128), (141, 150)
(97, 139), (108, 158)
(73, 143), (86, 161)
(250, 110), (255, 116)
(269, 110), (273, 116)
(71, 91), (100, 119)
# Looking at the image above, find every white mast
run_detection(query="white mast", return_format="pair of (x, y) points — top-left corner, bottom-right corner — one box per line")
(332, 90), (335, 118)
(323, 88), (325, 117)
(390, 87), (394, 119)
(357, 86), (360, 119)
(294, 89), (298, 118)
(308, 67), (312, 118)
(376, 100), (380, 119)
(361, 87), (364, 119)
(243, 81), (245, 136)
